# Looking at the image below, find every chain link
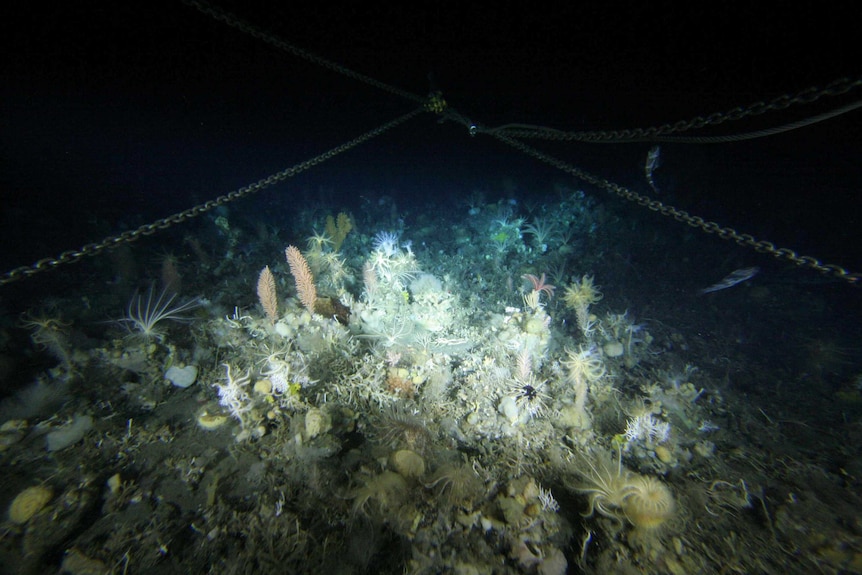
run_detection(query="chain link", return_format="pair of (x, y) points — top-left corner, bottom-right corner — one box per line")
(491, 76), (862, 142)
(0, 0), (451, 288)
(181, 0), (426, 106)
(5, 1), (858, 290)
(493, 133), (861, 285)
(0, 109), (422, 286)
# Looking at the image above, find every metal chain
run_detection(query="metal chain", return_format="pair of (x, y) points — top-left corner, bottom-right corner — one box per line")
(6, 0), (858, 290)
(628, 97), (862, 143)
(181, 0), (426, 106)
(183, 0), (862, 285)
(0, 109), (422, 286)
(490, 76), (862, 142)
(493, 132), (862, 285)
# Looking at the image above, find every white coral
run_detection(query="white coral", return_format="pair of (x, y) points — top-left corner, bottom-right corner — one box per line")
(214, 364), (251, 424)
(538, 484), (560, 512)
(624, 414), (670, 445)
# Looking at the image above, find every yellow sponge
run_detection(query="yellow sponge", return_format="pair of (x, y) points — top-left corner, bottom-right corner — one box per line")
(8, 485), (53, 524)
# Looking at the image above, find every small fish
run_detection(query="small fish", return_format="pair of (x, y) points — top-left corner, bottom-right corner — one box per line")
(645, 145), (661, 193)
(699, 267), (760, 294)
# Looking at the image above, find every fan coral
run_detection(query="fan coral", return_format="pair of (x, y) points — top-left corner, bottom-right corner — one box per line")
(325, 212), (352, 251)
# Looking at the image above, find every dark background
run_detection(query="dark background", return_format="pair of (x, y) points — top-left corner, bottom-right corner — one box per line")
(2, 1), (861, 286)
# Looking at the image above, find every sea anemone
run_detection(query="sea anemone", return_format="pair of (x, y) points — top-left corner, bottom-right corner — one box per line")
(351, 470), (408, 518)
(424, 462), (484, 506)
(372, 406), (432, 453)
(571, 449), (675, 531)
(621, 474), (675, 530)
(573, 450), (632, 524)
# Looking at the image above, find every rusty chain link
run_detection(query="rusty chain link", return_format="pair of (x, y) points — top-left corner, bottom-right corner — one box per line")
(493, 132), (861, 285)
(0, 109), (422, 286)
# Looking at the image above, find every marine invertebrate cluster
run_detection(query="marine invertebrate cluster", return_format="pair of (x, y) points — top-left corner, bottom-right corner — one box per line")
(7, 158), (836, 574)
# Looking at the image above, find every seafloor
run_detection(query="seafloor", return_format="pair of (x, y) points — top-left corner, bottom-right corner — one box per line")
(1, 185), (861, 575)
